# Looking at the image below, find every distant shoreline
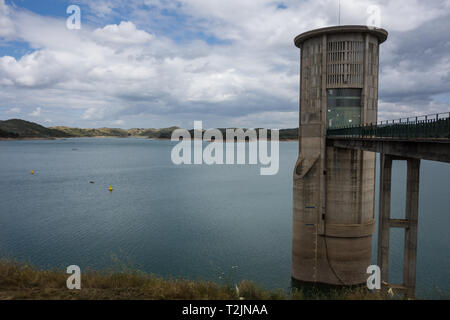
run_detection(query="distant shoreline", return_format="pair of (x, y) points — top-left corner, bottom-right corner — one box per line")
(0, 119), (299, 142)
(0, 136), (298, 142)
(0, 137), (57, 141)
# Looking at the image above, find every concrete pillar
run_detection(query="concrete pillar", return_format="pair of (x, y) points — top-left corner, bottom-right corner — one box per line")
(404, 159), (420, 298)
(377, 154), (392, 283)
(377, 156), (420, 298)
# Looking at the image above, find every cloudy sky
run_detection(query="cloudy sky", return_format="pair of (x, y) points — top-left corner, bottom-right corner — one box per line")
(0, 0), (449, 129)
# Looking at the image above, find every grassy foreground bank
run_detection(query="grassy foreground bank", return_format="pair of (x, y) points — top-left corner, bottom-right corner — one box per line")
(0, 260), (387, 300)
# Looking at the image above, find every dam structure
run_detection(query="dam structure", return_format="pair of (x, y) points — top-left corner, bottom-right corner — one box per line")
(292, 25), (450, 298)
(292, 26), (389, 286)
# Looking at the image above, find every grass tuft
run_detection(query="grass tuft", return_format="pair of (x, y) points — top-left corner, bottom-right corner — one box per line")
(0, 259), (390, 300)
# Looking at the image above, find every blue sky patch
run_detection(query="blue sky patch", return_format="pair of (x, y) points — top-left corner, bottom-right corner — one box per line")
(7, 0), (74, 18)
(0, 41), (33, 59)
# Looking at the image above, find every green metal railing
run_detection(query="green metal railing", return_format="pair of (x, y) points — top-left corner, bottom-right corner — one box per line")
(327, 112), (450, 139)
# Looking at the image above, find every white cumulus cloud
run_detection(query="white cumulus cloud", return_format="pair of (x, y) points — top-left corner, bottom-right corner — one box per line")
(0, 0), (448, 129)
(29, 107), (42, 117)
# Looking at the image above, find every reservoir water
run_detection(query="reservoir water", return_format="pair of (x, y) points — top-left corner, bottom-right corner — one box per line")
(0, 138), (449, 299)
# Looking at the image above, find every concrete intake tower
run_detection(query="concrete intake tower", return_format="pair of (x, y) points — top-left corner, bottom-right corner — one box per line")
(292, 26), (388, 285)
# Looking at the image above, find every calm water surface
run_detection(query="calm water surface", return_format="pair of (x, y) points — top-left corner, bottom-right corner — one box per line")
(0, 138), (449, 299)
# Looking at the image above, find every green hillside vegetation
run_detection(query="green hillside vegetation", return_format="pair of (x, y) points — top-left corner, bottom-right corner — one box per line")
(0, 128), (19, 138)
(132, 126), (181, 139)
(187, 128), (298, 141)
(52, 126), (130, 137)
(0, 119), (71, 139)
(278, 128), (298, 140)
(52, 126), (181, 139)
(0, 119), (298, 140)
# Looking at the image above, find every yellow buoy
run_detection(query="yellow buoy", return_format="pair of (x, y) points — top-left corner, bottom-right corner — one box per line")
(109, 185), (114, 192)
(30, 170), (35, 175)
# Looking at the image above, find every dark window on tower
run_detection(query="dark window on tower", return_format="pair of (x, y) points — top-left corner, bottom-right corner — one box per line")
(327, 88), (362, 129)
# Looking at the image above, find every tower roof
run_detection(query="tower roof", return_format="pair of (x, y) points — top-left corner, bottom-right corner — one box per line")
(294, 25), (388, 48)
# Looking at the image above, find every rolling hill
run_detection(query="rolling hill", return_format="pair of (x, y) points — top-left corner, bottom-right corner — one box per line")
(0, 119), (298, 140)
(51, 126), (130, 138)
(51, 126), (181, 139)
(0, 119), (72, 139)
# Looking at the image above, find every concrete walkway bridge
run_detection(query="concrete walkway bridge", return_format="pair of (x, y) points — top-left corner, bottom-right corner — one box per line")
(327, 111), (450, 297)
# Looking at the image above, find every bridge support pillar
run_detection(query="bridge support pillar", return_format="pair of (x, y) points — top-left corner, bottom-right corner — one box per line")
(377, 154), (392, 284)
(377, 154), (421, 299)
(404, 158), (420, 298)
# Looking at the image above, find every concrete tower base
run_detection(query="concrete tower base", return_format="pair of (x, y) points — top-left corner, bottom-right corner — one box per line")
(292, 26), (387, 285)
(293, 148), (376, 285)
